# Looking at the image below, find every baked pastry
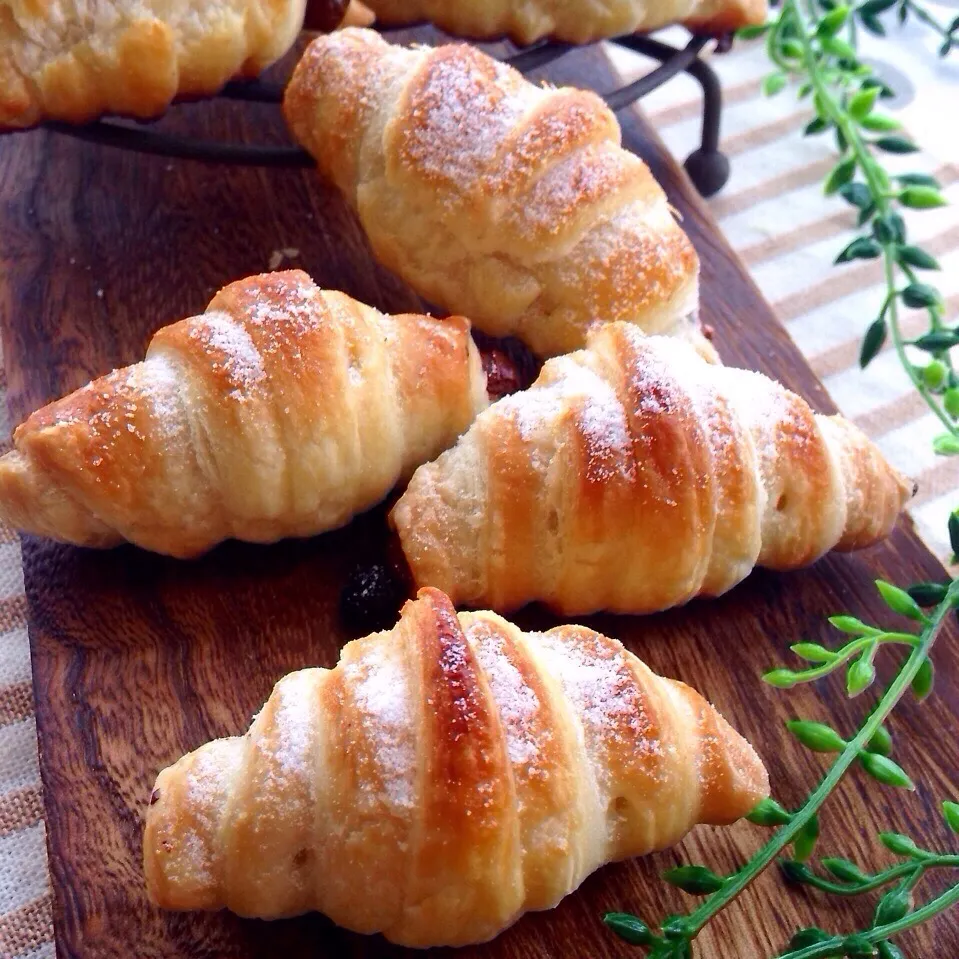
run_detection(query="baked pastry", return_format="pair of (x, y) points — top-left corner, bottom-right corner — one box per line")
(360, 0), (766, 44)
(0, 0), (359, 128)
(0, 270), (486, 557)
(284, 29), (705, 359)
(391, 323), (913, 615)
(144, 587), (768, 946)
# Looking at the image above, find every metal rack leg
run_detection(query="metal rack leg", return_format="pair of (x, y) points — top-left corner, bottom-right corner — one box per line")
(681, 54), (730, 197)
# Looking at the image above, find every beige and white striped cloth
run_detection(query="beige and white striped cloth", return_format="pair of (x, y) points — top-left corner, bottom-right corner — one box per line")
(1, 22), (957, 956)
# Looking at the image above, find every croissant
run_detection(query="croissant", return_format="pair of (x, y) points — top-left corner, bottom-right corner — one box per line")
(391, 323), (913, 615)
(0, 0), (367, 128)
(360, 0), (766, 44)
(0, 270), (486, 558)
(144, 587), (768, 946)
(283, 29), (705, 360)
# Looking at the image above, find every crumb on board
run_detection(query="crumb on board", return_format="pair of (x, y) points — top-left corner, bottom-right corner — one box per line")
(268, 247), (301, 271)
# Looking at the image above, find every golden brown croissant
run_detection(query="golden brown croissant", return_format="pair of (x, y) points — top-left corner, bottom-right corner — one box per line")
(391, 323), (913, 615)
(283, 29), (704, 359)
(0, 270), (486, 557)
(360, 0), (766, 44)
(144, 587), (768, 946)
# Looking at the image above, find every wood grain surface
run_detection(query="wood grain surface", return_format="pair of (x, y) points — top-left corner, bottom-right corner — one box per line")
(0, 36), (956, 959)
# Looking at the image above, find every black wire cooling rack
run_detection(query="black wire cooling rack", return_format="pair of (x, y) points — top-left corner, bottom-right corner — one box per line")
(15, 30), (732, 196)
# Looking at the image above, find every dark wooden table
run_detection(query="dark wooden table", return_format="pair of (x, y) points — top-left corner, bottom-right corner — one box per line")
(0, 38), (955, 959)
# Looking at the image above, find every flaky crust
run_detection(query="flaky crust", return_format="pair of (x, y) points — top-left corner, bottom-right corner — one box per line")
(144, 587), (768, 946)
(362, 0), (767, 43)
(0, 0), (342, 128)
(0, 270), (487, 557)
(391, 323), (913, 615)
(284, 29), (702, 358)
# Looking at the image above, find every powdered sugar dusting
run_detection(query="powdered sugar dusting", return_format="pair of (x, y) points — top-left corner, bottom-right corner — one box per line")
(399, 45), (529, 199)
(138, 354), (185, 443)
(533, 630), (659, 780)
(498, 357), (633, 480)
(196, 311), (265, 396)
(467, 622), (541, 766)
(270, 671), (316, 787)
(346, 644), (415, 808)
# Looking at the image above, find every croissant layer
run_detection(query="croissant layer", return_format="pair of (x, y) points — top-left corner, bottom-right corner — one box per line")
(0, 271), (487, 557)
(144, 587), (768, 946)
(362, 0), (766, 44)
(284, 29), (704, 359)
(391, 323), (912, 615)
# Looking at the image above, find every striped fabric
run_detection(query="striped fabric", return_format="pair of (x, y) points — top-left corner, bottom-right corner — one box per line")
(1, 30), (956, 957)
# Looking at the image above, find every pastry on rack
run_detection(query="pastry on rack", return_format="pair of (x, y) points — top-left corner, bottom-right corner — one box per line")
(0, 0), (363, 128)
(284, 28), (706, 360)
(144, 587), (768, 946)
(391, 323), (913, 615)
(359, 0), (766, 44)
(0, 270), (486, 557)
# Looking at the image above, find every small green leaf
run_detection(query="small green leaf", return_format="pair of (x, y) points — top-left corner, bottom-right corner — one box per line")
(866, 724), (893, 756)
(879, 831), (923, 857)
(736, 23), (770, 38)
(857, 202), (877, 226)
(933, 433), (959, 455)
(858, 12), (886, 35)
(793, 815), (820, 862)
(943, 800), (959, 834)
(862, 754), (915, 789)
(897, 246), (941, 270)
(825, 158), (857, 195)
(939, 38), (952, 57)
(873, 213), (904, 244)
(860, 318), (887, 368)
(946, 390), (959, 419)
(911, 657), (934, 700)
(863, 77), (895, 99)
(822, 35), (857, 59)
(829, 614), (874, 634)
(780, 859), (815, 884)
(897, 172), (941, 188)
(899, 185), (948, 208)
(901, 283), (942, 309)
(907, 582), (948, 606)
(859, 112), (900, 131)
(835, 236), (881, 263)
(875, 135), (919, 154)
(822, 857), (869, 883)
(787, 720), (847, 752)
(604, 913), (656, 946)
(662, 865), (726, 895)
(913, 332), (959, 353)
(877, 942), (906, 959)
(949, 510), (959, 555)
(839, 182), (872, 209)
(858, 0), (896, 13)
(847, 657), (876, 696)
(764, 668), (801, 688)
(763, 72), (788, 97)
(818, 5), (850, 35)
(922, 360), (948, 389)
(875, 885), (912, 925)
(660, 915), (690, 940)
(790, 642), (836, 663)
(849, 86), (879, 120)
(842, 934), (878, 957)
(798, 81), (813, 100)
(836, 125), (849, 154)
(786, 927), (834, 949)
(804, 116), (830, 136)
(781, 38), (805, 59)
(747, 796), (793, 826)
(876, 580), (926, 620)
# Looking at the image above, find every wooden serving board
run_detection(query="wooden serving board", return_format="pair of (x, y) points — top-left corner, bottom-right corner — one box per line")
(1, 39), (957, 959)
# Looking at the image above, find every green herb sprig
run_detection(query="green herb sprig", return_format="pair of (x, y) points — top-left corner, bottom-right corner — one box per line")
(745, 0), (958, 458)
(603, 527), (959, 957)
